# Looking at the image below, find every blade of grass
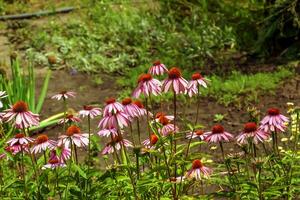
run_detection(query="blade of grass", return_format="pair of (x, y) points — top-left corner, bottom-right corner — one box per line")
(36, 69), (51, 113)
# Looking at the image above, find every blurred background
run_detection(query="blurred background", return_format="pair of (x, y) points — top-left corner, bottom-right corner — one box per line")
(0, 0), (299, 116)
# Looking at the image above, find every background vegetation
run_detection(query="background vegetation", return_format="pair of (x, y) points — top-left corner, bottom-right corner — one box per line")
(0, 0), (299, 104)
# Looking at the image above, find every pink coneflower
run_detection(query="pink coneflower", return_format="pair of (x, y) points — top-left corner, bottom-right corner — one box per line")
(155, 112), (174, 122)
(58, 114), (81, 124)
(236, 122), (269, 145)
(31, 134), (57, 154)
(0, 91), (7, 108)
(205, 125), (233, 143)
(51, 91), (76, 101)
(158, 115), (179, 136)
(187, 72), (209, 97)
(2, 101), (39, 129)
(7, 133), (33, 146)
(168, 176), (186, 183)
(103, 98), (124, 116)
(98, 112), (130, 129)
(58, 125), (89, 148)
(122, 98), (141, 119)
(162, 67), (188, 94)
(186, 130), (208, 141)
(142, 133), (159, 148)
(132, 100), (148, 117)
(5, 142), (30, 155)
(0, 153), (6, 160)
(97, 128), (119, 137)
(260, 108), (289, 132)
(42, 157), (66, 169)
(50, 145), (71, 163)
(79, 105), (101, 119)
(132, 73), (161, 98)
(186, 159), (212, 180)
(101, 135), (133, 155)
(148, 60), (168, 76)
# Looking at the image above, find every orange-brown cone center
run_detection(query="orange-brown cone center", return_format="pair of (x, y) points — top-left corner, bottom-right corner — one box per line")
(122, 98), (132, 105)
(12, 101), (28, 113)
(195, 130), (204, 136)
(105, 98), (116, 105)
(192, 159), (203, 169)
(168, 67), (181, 79)
(150, 134), (158, 145)
(66, 125), (81, 136)
(49, 158), (59, 164)
(83, 105), (93, 110)
(192, 72), (203, 80)
(268, 108), (280, 116)
(159, 116), (170, 125)
(133, 100), (144, 109)
(138, 73), (152, 83)
(153, 60), (161, 66)
(243, 122), (257, 133)
(155, 112), (166, 119)
(36, 134), (49, 144)
(212, 125), (224, 134)
(15, 133), (25, 138)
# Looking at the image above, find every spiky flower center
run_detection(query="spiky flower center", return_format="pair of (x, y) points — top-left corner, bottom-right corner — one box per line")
(60, 91), (67, 94)
(83, 105), (93, 110)
(66, 125), (81, 136)
(12, 101), (28, 113)
(159, 116), (169, 125)
(36, 134), (49, 144)
(133, 100), (144, 108)
(66, 114), (74, 119)
(192, 72), (203, 80)
(212, 125), (224, 134)
(15, 133), (25, 138)
(268, 108), (280, 116)
(192, 159), (203, 169)
(243, 122), (257, 133)
(155, 112), (166, 119)
(195, 130), (204, 136)
(153, 60), (161, 66)
(138, 73), (152, 83)
(122, 98), (132, 105)
(110, 135), (123, 145)
(168, 67), (181, 79)
(49, 158), (59, 164)
(105, 98), (116, 105)
(150, 134), (158, 145)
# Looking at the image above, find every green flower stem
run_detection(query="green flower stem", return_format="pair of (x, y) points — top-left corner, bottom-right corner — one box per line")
(173, 91), (177, 199)
(185, 85), (201, 158)
(136, 118), (141, 144)
(145, 97), (151, 140)
(129, 123), (135, 146)
(62, 98), (67, 134)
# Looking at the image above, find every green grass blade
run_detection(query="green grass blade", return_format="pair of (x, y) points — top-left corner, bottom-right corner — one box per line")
(36, 69), (51, 113)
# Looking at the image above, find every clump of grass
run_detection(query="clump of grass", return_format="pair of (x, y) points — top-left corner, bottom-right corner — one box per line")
(202, 67), (294, 107)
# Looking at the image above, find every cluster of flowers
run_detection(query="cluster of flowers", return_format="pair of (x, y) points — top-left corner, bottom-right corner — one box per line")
(0, 60), (289, 181)
(0, 91), (101, 169)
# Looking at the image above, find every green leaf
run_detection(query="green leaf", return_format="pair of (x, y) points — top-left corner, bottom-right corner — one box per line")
(72, 163), (87, 179)
(36, 69), (51, 113)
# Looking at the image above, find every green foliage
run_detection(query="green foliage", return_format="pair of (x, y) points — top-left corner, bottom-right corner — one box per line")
(254, 0), (300, 58)
(24, 0), (236, 73)
(202, 67), (294, 107)
(0, 58), (51, 113)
